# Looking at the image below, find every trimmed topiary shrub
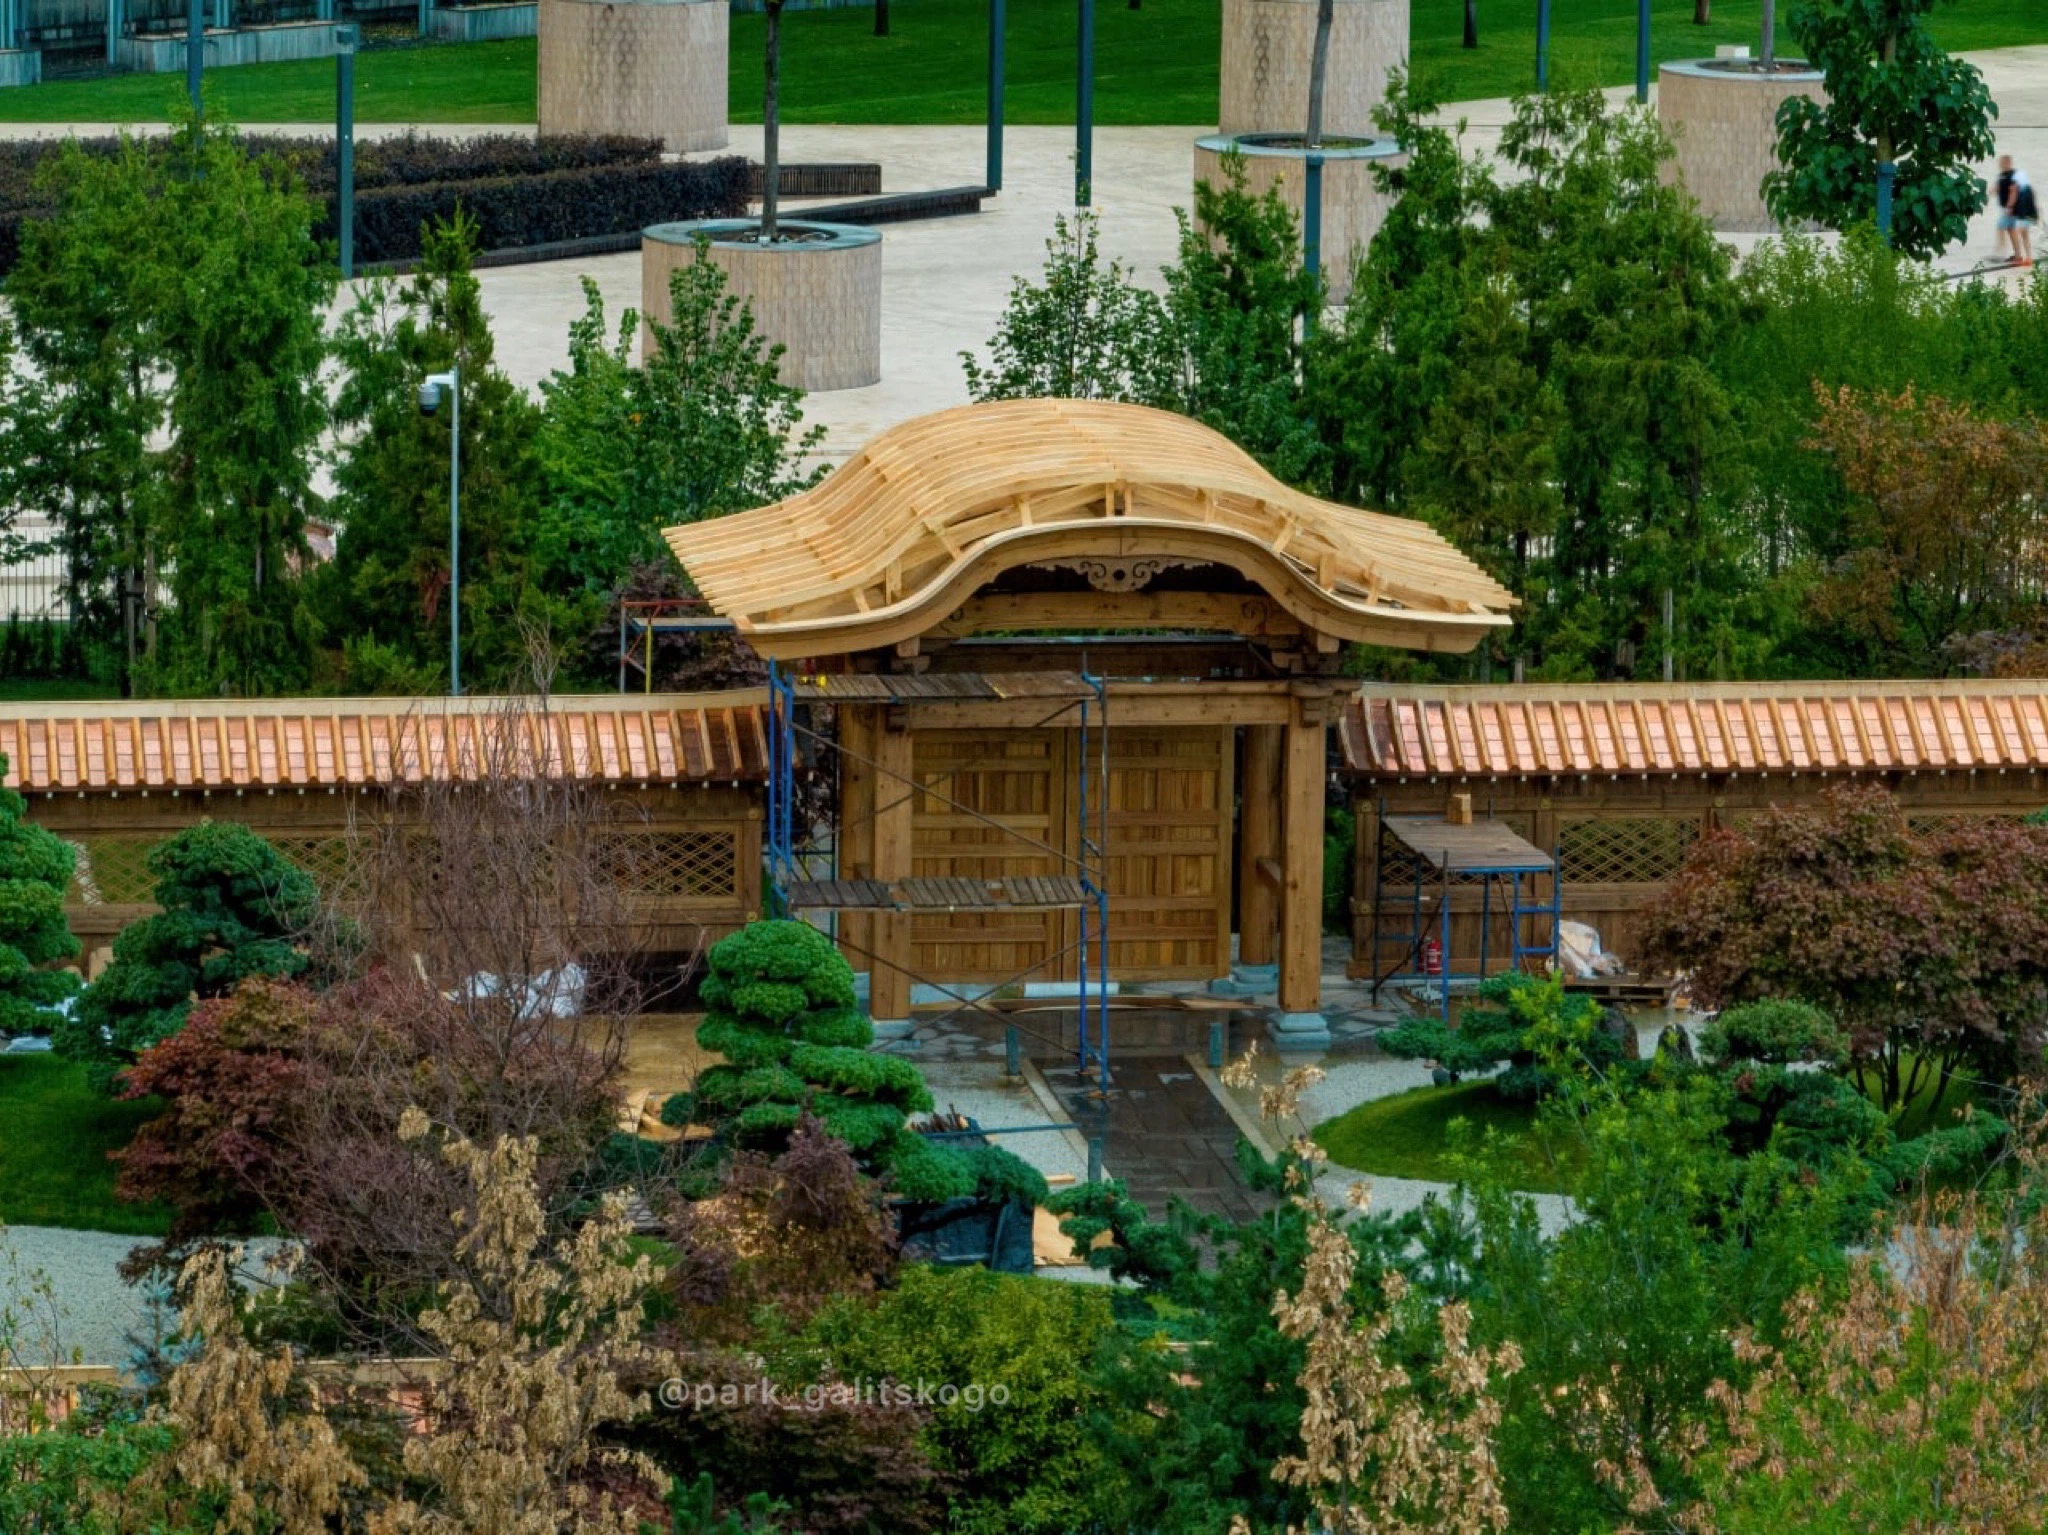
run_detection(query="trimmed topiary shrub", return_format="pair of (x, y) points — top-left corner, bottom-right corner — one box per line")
(693, 920), (1046, 1206)
(53, 822), (320, 1091)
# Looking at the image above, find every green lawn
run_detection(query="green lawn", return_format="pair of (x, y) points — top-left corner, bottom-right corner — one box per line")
(1314, 1055), (1984, 1194)
(0, 0), (2037, 126)
(1313, 1077), (1580, 1194)
(0, 1055), (171, 1236)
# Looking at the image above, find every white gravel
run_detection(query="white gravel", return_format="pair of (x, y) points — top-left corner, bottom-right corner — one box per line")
(914, 1060), (1092, 1190)
(3, 1225), (287, 1370)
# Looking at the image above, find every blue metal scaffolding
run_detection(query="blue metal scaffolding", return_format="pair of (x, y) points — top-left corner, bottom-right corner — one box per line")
(1367, 805), (1562, 1020)
(764, 663), (1114, 1092)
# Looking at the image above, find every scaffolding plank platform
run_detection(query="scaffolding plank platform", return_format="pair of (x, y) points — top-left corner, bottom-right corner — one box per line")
(784, 878), (896, 910)
(898, 876), (999, 909)
(791, 672), (1096, 703)
(1001, 875), (1091, 909)
(1384, 816), (1554, 874)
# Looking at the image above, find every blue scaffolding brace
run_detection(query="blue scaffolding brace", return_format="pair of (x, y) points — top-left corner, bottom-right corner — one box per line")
(1367, 804), (1563, 1020)
(764, 663), (1114, 1092)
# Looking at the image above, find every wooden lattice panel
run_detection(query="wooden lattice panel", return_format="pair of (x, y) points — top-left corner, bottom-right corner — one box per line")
(272, 836), (362, 897)
(67, 837), (159, 905)
(603, 830), (741, 903)
(1558, 818), (1699, 886)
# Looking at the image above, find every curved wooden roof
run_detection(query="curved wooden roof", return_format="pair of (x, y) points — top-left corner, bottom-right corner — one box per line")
(663, 400), (1514, 659)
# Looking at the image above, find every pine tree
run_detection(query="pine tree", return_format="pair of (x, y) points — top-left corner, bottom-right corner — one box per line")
(55, 822), (318, 1090)
(0, 753), (80, 1038)
(686, 921), (1046, 1206)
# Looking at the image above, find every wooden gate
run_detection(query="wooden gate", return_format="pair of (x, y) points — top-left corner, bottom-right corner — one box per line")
(909, 726), (1232, 983)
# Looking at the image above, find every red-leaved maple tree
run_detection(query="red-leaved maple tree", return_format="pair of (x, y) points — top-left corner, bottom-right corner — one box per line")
(1643, 784), (2048, 1109)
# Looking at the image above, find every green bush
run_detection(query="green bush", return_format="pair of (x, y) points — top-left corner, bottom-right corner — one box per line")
(1378, 971), (1623, 1100)
(0, 752), (80, 1037)
(802, 1266), (1125, 1535)
(692, 921), (1046, 1208)
(53, 823), (319, 1090)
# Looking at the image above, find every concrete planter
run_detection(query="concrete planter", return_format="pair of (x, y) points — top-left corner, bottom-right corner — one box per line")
(1220, 0), (1407, 140)
(117, 19), (339, 71)
(1193, 132), (1402, 304)
(538, 0), (727, 153)
(1657, 59), (1826, 232)
(643, 218), (882, 393)
(0, 48), (38, 88)
(431, 1), (538, 40)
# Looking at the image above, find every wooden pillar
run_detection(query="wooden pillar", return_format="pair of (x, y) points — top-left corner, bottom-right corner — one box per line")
(1278, 699), (1327, 1015)
(869, 709), (916, 1026)
(1237, 723), (1282, 968)
(837, 706), (875, 970)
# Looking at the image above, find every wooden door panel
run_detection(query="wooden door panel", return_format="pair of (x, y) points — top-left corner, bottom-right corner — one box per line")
(903, 725), (1231, 984)
(910, 730), (1068, 983)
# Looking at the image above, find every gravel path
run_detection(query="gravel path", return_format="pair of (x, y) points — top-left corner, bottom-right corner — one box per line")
(3, 1225), (286, 1370)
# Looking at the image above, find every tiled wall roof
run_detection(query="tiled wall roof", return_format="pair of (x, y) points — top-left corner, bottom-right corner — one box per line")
(1341, 682), (2048, 779)
(0, 693), (769, 794)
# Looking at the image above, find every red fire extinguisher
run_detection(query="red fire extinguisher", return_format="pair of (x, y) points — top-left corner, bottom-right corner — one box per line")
(1421, 936), (1443, 977)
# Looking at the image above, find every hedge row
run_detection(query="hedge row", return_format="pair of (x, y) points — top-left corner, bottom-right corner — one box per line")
(247, 131), (664, 194)
(0, 141), (749, 276)
(338, 157), (752, 266)
(0, 132), (661, 210)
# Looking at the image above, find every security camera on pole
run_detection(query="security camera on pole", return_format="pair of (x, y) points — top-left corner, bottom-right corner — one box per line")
(418, 369), (461, 696)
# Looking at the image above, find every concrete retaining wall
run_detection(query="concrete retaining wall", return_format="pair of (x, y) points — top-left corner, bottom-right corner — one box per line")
(643, 219), (881, 393)
(1220, 0), (1407, 139)
(539, 0), (727, 153)
(429, 0), (534, 38)
(1657, 60), (1826, 233)
(116, 17), (339, 70)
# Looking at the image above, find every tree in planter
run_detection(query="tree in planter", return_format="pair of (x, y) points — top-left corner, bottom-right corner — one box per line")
(534, 261), (823, 686)
(54, 822), (319, 1091)
(682, 921), (1046, 1207)
(1764, 0), (1997, 259)
(0, 755), (80, 1038)
(760, 0), (788, 243)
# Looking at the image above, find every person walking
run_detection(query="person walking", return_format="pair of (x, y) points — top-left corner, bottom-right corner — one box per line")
(1998, 155), (2035, 268)
(1994, 158), (2017, 262)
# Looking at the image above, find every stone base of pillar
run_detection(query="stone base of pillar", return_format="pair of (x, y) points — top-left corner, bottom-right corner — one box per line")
(1208, 962), (1279, 997)
(1268, 1011), (1332, 1052)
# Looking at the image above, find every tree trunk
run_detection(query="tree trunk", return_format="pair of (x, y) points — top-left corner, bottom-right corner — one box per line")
(762, 0), (783, 242)
(1462, 0), (1477, 49)
(1693, 0), (1709, 23)
(873, 0), (887, 37)
(1306, 0), (1333, 148)
(1759, 0), (1774, 68)
(1875, 27), (1896, 165)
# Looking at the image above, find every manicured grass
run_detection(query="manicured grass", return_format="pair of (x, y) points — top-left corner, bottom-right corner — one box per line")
(0, 0), (2037, 127)
(1314, 1055), (1988, 1194)
(0, 1055), (171, 1237)
(1313, 1078), (1578, 1195)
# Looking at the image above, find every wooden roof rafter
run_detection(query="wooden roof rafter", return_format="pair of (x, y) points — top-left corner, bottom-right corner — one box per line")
(663, 400), (1515, 661)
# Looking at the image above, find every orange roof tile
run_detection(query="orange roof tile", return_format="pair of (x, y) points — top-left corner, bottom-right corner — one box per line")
(0, 693), (769, 795)
(1340, 682), (2048, 779)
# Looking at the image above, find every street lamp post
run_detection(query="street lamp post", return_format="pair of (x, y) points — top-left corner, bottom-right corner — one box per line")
(420, 369), (461, 694)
